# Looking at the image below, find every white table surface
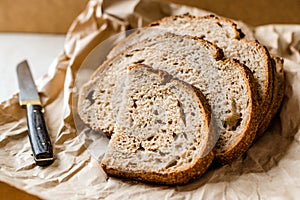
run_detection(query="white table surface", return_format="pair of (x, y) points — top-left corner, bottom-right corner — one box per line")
(0, 33), (65, 102)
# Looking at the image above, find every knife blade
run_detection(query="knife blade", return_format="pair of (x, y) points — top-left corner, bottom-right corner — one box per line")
(16, 60), (54, 166)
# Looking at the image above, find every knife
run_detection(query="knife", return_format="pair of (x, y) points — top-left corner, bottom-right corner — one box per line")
(16, 60), (54, 166)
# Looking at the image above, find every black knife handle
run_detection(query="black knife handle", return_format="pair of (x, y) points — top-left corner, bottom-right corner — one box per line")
(26, 104), (54, 166)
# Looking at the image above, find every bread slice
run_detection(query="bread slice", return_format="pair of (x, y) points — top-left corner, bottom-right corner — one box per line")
(101, 64), (214, 185)
(78, 33), (258, 164)
(108, 14), (273, 121)
(256, 56), (285, 137)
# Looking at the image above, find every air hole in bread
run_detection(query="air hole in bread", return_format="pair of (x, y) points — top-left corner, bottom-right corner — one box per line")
(134, 59), (145, 64)
(216, 22), (223, 27)
(137, 143), (145, 151)
(225, 110), (231, 114)
(178, 101), (187, 126)
(223, 113), (242, 131)
(128, 162), (137, 167)
(86, 90), (95, 105)
(159, 151), (167, 156)
(125, 53), (133, 57)
(147, 136), (154, 141)
(165, 158), (179, 169)
(183, 132), (188, 140)
(133, 100), (137, 108)
(150, 22), (160, 26)
(156, 119), (163, 124)
(231, 117), (242, 131)
(172, 132), (178, 140)
(132, 48), (143, 52)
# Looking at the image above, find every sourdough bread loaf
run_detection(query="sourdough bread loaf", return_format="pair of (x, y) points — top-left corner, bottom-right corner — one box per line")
(101, 64), (214, 185)
(78, 33), (258, 164)
(108, 14), (273, 122)
(110, 13), (287, 137)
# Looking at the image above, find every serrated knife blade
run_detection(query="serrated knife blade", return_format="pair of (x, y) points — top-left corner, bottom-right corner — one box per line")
(16, 60), (54, 166)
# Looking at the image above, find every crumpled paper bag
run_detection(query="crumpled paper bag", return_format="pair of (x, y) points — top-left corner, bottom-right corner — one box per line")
(0, 0), (300, 199)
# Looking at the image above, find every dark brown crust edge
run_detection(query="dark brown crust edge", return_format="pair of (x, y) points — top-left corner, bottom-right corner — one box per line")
(101, 151), (214, 185)
(214, 60), (260, 165)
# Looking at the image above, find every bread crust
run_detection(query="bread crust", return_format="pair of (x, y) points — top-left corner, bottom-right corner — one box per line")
(102, 151), (214, 185)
